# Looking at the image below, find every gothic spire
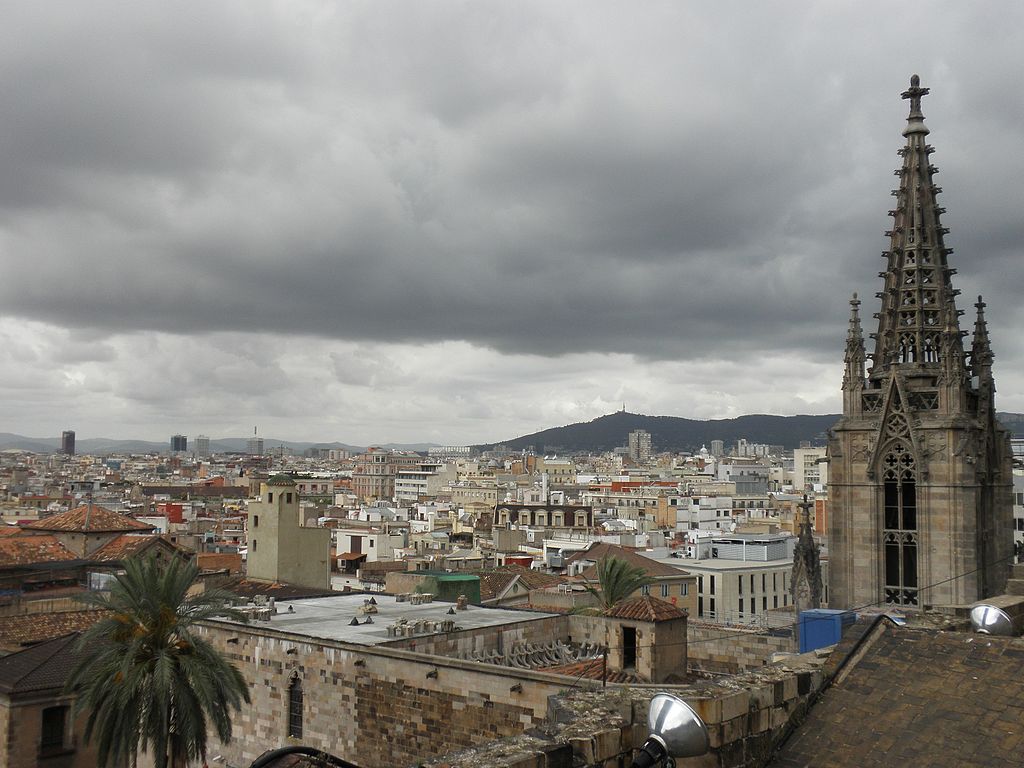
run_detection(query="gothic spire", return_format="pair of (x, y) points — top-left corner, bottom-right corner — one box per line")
(844, 293), (865, 381)
(971, 295), (994, 374)
(869, 75), (964, 375)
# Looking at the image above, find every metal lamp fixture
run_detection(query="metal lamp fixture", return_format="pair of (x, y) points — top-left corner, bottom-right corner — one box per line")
(970, 604), (1015, 636)
(631, 693), (709, 768)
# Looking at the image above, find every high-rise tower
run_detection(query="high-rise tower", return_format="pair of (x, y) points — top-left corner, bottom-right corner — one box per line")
(827, 76), (1013, 610)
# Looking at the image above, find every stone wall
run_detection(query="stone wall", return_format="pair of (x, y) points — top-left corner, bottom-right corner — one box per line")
(687, 623), (797, 673)
(424, 653), (829, 768)
(198, 621), (576, 768)
(0, 696), (100, 768)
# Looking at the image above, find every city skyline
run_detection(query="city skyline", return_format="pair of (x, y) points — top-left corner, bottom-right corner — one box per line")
(2, 3), (1023, 445)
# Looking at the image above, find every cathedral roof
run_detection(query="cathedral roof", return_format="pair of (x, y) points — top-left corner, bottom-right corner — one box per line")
(770, 617), (1024, 766)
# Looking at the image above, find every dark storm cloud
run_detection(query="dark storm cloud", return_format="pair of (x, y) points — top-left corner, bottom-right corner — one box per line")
(1, 1), (1023, 373)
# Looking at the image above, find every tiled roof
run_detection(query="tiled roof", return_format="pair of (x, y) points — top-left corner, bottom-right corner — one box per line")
(0, 610), (108, 652)
(770, 618), (1024, 767)
(573, 543), (688, 579)
(0, 534), (78, 567)
(604, 595), (687, 622)
(22, 504), (154, 533)
(0, 633), (82, 693)
(542, 656), (640, 684)
(0, 527), (26, 536)
(497, 564), (566, 591)
(267, 474), (296, 486)
(89, 534), (187, 562)
(476, 571), (518, 602)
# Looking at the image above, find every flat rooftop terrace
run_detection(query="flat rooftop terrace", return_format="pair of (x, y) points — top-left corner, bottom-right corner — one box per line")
(219, 593), (558, 646)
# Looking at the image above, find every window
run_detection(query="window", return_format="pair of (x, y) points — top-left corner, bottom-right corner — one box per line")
(682, 584), (688, 596)
(288, 677), (303, 739)
(286, 492), (293, 503)
(641, 585), (650, 596)
(661, 584), (669, 598)
(710, 575), (716, 595)
(762, 574), (766, 592)
(750, 574), (755, 593)
(739, 598), (744, 614)
(763, 596), (768, 611)
(40, 706), (68, 754)
(738, 576), (743, 595)
(268, 492), (274, 503)
(253, 515), (259, 527)
(882, 439), (919, 607)
(252, 539), (257, 552)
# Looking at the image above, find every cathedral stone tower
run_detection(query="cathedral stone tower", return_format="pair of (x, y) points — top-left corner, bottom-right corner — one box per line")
(827, 76), (1014, 611)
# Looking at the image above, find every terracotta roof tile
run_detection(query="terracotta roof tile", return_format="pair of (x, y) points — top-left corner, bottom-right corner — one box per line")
(89, 534), (185, 562)
(0, 535), (78, 567)
(604, 595), (687, 622)
(542, 656), (640, 684)
(22, 504), (154, 533)
(571, 542), (688, 579)
(476, 571), (518, 602)
(0, 609), (108, 652)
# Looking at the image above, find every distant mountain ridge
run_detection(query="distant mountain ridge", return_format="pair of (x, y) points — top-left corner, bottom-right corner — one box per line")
(3, 411), (1023, 455)
(0, 434), (434, 455)
(478, 411), (1024, 453)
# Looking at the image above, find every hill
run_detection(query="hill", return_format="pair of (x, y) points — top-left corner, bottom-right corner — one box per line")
(479, 411), (1024, 454)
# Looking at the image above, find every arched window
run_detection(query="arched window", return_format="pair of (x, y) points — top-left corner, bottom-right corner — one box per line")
(882, 441), (918, 607)
(288, 676), (303, 739)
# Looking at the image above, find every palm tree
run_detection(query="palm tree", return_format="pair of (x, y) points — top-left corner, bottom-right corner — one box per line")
(66, 555), (251, 768)
(584, 556), (655, 611)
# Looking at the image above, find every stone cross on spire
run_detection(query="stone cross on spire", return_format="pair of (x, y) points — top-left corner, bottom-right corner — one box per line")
(901, 74), (929, 118)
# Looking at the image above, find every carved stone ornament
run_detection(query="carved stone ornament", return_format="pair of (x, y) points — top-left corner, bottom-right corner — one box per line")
(851, 436), (874, 463)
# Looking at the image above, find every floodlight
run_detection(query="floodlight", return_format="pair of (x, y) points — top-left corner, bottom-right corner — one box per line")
(631, 693), (709, 767)
(970, 604), (1015, 636)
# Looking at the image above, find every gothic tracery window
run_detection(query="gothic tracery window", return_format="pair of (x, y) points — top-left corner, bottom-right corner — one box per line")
(882, 439), (918, 607)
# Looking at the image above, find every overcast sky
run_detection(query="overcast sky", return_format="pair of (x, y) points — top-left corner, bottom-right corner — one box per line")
(2, 2), (1023, 446)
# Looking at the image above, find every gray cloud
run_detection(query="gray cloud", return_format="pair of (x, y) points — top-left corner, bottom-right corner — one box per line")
(2, 2), (1024, 442)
